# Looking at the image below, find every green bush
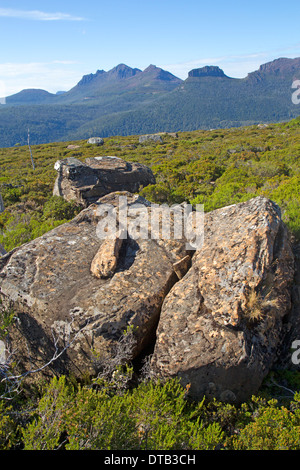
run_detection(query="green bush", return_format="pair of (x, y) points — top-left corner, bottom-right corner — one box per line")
(1, 371), (300, 450)
(22, 376), (73, 450)
(0, 402), (18, 450)
(227, 394), (300, 450)
(42, 196), (81, 221)
(1, 117), (300, 248)
(22, 376), (224, 450)
(127, 379), (223, 450)
(64, 387), (137, 450)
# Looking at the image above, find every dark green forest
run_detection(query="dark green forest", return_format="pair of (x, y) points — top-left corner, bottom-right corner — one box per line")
(0, 58), (299, 147)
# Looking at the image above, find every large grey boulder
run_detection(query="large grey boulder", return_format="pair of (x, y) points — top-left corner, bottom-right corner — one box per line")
(151, 197), (295, 403)
(0, 192), (191, 382)
(53, 156), (156, 207)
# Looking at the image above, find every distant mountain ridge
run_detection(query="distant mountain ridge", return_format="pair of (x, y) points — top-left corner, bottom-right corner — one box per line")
(5, 63), (182, 106)
(0, 57), (299, 147)
(5, 88), (56, 105)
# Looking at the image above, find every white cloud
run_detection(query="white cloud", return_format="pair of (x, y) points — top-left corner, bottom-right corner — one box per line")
(0, 8), (85, 21)
(0, 61), (86, 95)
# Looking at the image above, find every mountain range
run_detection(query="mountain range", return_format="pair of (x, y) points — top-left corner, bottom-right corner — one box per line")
(0, 57), (299, 147)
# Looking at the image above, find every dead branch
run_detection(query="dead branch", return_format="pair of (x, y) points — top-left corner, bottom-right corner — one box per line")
(0, 315), (90, 400)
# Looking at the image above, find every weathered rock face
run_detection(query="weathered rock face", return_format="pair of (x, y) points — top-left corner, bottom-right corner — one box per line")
(151, 197), (295, 403)
(0, 194), (296, 402)
(53, 156), (156, 207)
(188, 66), (227, 78)
(0, 192), (191, 380)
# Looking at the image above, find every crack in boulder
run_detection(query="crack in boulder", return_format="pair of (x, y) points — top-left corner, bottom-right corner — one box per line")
(0, 194), (297, 404)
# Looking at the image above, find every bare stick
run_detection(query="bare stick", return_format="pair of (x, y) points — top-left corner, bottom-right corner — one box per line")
(0, 316), (90, 399)
(0, 191), (4, 213)
(0, 192), (6, 255)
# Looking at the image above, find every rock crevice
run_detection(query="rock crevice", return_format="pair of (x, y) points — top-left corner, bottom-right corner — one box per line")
(0, 194), (297, 403)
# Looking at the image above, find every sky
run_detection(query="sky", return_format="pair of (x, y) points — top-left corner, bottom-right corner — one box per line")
(0, 0), (300, 97)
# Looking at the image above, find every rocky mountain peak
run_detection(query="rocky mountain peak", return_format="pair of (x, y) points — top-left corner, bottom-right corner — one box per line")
(142, 64), (182, 83)
(188, 65), (228, 78)
(246, 57), (300, 83)
(108, 63), (142, 79)
(143, 64), (159, 73)
(77, 69), (105, 86)
(76, 64), (142, 87)
(257, 57), (300, 74)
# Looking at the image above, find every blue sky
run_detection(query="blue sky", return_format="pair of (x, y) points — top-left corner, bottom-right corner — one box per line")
(0, 0), (300, 96)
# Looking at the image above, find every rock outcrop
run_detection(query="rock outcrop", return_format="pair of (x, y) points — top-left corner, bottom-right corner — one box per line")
(188, 66), (228, 78)
(150, 197), (295, 403)
(0, 194), (297, 402)
(53, 156), (156, 207)
(87, 137), (104, 146)
(0, 192), (191, 380)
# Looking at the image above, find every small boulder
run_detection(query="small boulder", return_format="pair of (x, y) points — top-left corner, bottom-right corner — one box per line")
(87, 137), (104, 146)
